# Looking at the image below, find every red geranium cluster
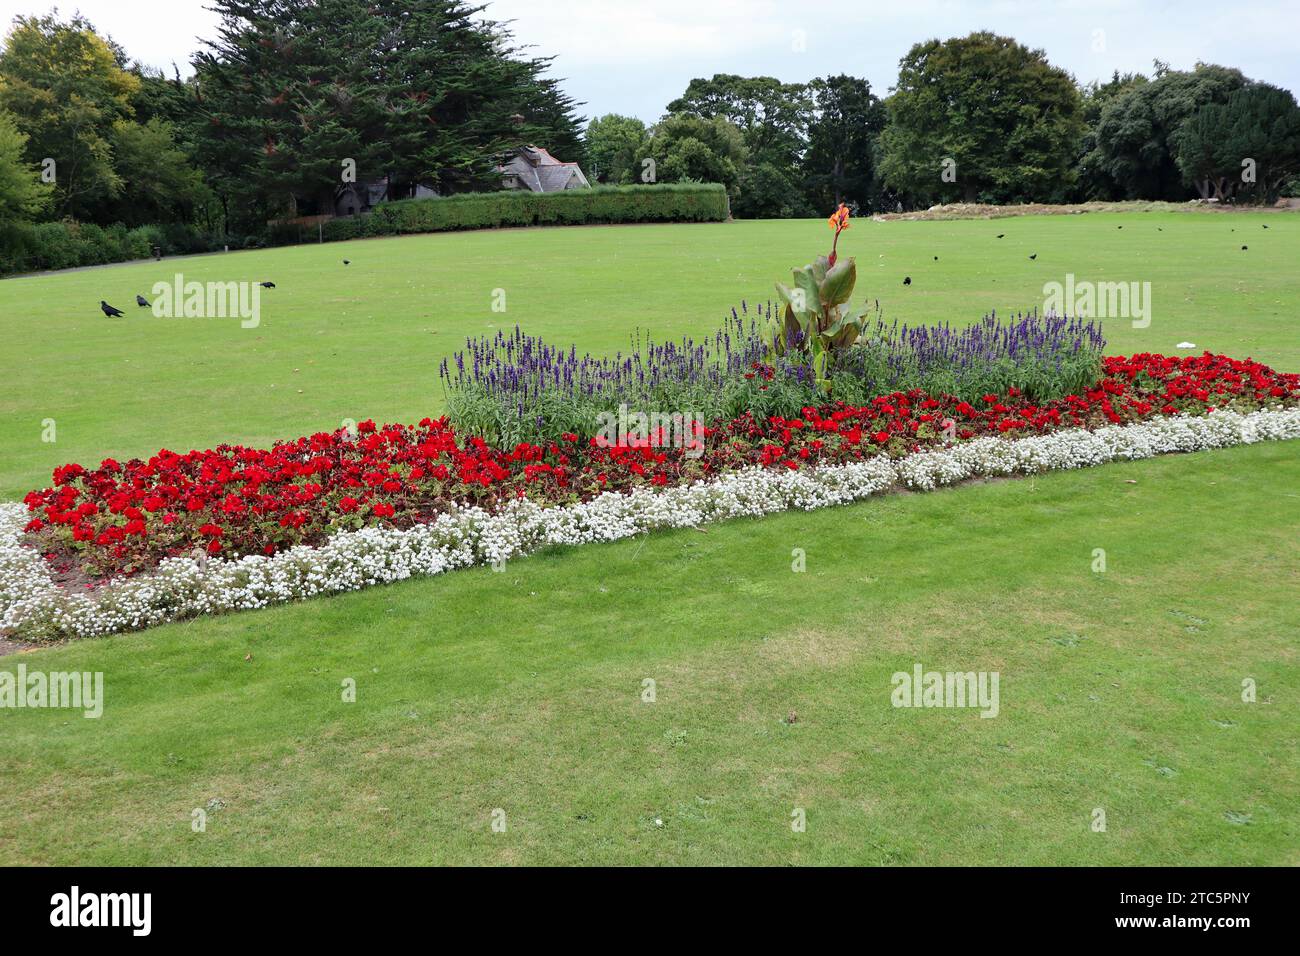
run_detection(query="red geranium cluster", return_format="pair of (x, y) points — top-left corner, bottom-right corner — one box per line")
(22, 352), (1297, 579)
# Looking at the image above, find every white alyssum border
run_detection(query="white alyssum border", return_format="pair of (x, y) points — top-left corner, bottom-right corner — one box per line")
(3, 407), (1298, 642)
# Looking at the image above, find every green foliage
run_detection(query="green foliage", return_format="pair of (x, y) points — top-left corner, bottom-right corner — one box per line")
(769, 251), (874, 394)
(734, 161), (815, 219)
(803, 75), (888, 211)
(316, 184), (728, 242)
(879, 32), (1085, 205)
(0, 218), (219, 274)
(668, 74), (811, 169)
(1173, 84), (1300, 202)
(0, 109), (51, 222)
(105, 118), (213, 226)
(1094, 63), (1247, 200)
(646, 114), (747, 197)
(0, 13), (139, 220)
(584, 114), (648, 184)
(1073, 72), (1151, 201)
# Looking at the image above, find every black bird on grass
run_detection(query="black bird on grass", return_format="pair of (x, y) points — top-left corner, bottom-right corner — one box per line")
(1029, 254), (1037, 260)
(933, 255), (939, 261)
(1241, 245), (1248, 250)
(136, 294), (150, 307)
(100, 300), (124, 317)
(260, 281), (275, 288)
(1263, 224), (1269, 229)
(343, 259), (351, 265)
(996, 233), (1005, 239)
(903, 276), (912, 285)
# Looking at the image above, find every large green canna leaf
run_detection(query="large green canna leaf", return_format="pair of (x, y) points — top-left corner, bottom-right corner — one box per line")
(819, 257), (856, 308)
(792, 266), (822, 322)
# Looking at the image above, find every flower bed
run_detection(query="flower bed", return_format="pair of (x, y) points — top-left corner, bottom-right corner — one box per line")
(17, 351), (1298, 582)
(4, 405), (1299, 643)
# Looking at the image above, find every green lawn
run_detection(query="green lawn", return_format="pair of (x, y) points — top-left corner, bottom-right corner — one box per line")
(1, 212), (1297, 865)
(0, 210), (1296, 498)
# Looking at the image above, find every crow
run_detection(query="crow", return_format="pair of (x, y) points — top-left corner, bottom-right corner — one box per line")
(1263, 224), (1269, 229)
(136, 294), (150, 307)
(260, 281), (275, 288)
(343, 259), (351, 265)
(903, 276), (911, 285)
(100, 300), (124, 317)
(996, 233), (1005, 239)
(933, 256), (939, 261)
(1117, 225), (1123, 229)
(1029, 254), (1037, 260)
(1241, 245), (1248, 250)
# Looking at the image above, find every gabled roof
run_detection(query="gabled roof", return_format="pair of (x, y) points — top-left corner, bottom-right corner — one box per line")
(500, 146), (590, 191)
(519, 145), (562, 167)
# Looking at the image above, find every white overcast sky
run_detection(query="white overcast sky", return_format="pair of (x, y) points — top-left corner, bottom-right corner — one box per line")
(2, 0), (1297, 123)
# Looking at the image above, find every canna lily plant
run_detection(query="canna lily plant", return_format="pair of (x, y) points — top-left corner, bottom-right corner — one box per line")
(767, 203), (874, 394)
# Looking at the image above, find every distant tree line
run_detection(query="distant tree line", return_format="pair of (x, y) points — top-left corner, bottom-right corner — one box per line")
(588, 32), (1300, 215)
(3, 9), (1299, 256)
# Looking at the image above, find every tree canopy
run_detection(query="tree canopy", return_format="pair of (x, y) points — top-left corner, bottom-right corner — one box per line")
(878, 32), (1085, 205)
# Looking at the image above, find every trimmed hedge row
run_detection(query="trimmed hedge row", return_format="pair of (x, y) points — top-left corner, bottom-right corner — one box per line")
(0, 220), (225, 276)
(0, 184), (728, 275)
(315, 183), (729, 242)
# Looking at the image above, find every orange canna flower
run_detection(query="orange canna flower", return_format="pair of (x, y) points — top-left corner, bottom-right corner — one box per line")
(827, 203), (850, 233)
(827, 204), (850, 265)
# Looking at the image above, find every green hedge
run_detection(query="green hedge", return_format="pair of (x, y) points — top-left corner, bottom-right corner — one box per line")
(0, 220), (224, 276)
(0, 184), (728, 274)
(316, 183), (729, 242)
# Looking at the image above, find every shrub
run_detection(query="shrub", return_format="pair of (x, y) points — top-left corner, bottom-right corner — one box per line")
(0, 219), (221, 274)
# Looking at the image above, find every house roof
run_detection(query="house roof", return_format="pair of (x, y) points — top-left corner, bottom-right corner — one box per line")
(500, 146), (590, 191)
(520, 145), (562, 166)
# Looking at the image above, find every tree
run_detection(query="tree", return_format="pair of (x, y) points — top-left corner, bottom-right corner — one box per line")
(1173, 84), (1300, 202)
(1072, 71), (1149, 201)
(585, 114), (647, 183)
(668, 74), (810, 169)
(734, 160), (813, 219)
(0, 13), (139, 220)
(104, 117), (212, 226)
(646, 114), (746, 197)
(1094, 63), (1246, 199)
(193, 0), (586, 216)
(802, 75), (886, 211)
(0, 108), (51, 223)
(878, 32), (1084, 206)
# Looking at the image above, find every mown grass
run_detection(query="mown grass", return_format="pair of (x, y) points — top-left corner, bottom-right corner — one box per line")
(1, 212), (1297, 865)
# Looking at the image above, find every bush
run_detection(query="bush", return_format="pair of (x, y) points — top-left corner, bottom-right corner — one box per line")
(319, 183), (729, 242)
(0, 219), (222, 275)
